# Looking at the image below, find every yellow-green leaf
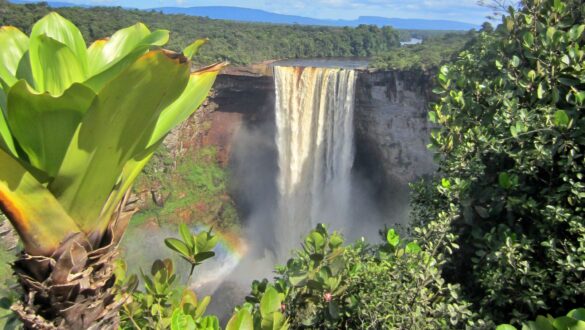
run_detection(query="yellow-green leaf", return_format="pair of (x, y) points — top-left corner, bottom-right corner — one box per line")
(87, 38), (108, 74)
(0, 26), (29, 86)
(183, 38), (208, 59)
(15, 51), (34, 86)
(95, 143), (158, 234)
(87, 23), (169, 76)
(29, 35), (85, 95)
(29, 12), (88, 76)
(84, 30), (171, 92)
(147, 62), (226, 148)
(0, 88), (16, 156)
(6, 81), (95, 177)
(165, 238), (190, 257)
(260, 286), (282, 319)
(84, 47), (146, 93)
(51, 50), (190, 233)
(0, 148), (80, 256)
(554, 110), (570, 127)
(226, 309), (254, 330)
(194, 296), (211, 319)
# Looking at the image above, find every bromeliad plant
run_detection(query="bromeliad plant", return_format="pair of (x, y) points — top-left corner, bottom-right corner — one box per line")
(0, 12), (225, 329)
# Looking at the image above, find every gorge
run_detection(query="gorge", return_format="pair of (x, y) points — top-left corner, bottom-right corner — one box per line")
(223, 63), (437, 243)
(121, 61), (438, 317)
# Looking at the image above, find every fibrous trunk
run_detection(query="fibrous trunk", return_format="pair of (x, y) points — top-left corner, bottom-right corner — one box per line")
(10, 208), (134, 329)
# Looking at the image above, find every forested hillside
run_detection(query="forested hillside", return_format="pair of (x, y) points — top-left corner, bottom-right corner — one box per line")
(371, 31), (475, 71)
(0, 1), (403, 65)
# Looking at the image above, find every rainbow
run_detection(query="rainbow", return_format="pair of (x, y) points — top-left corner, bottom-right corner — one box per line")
(189, 225), (249, 290)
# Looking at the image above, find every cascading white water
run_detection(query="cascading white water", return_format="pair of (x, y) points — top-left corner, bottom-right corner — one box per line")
(274, 66), (357, 255)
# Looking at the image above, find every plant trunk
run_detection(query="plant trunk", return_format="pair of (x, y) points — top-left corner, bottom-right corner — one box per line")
(10, 206), (135, 329)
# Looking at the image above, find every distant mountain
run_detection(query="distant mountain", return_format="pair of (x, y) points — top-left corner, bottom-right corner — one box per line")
(9, 0), (89, 7)
(154, 6), (478, 30)
(8, 1), (478, 31)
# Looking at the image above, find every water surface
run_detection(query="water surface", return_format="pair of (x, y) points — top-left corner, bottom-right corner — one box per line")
(274, 57), (370, 69)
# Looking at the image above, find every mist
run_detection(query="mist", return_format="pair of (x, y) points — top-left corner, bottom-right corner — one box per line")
(121, 65), (413, 323)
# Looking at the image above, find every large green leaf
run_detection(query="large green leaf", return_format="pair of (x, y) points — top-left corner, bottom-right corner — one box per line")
(29, 12), (88, 77)
(50, 50), (190, 233)
(15, 51), (34, 86)
(87, 23), (169, 76)
(0, 148), (80, 256)
(0, 87), (16, 156)
(28, 35), (86, 95)
(183, 38), (208, 59)
(95, 142), (158, 234)
(6, 81), (95, 177)
(0, 26), (29, 86)
(84, 31), (170, 93)
(86, 38), (108, 73)
(84, 47), (146, 93)
(260, 286), (282, 319)
(147, 63), (225, 148)
(226, 309), (254, 330)
(170, 309), (196, 330)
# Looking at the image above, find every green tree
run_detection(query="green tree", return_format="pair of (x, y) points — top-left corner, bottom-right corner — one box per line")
(417, 0), (585, 324)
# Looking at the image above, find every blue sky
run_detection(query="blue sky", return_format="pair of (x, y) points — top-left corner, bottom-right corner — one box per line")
(52, 0), (493, 24)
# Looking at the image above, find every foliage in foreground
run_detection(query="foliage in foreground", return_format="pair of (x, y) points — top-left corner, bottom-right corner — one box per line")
(0, 11), (223, 328)
(90, 224), (585, 329)
(496, 308), (585, 330)
(415, 0), (585, 324)
(117, 224), (220, 330)
(239, 225), (474, 329)
(113, 223), (289, 330)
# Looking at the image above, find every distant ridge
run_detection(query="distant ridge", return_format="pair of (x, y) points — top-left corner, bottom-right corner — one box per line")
(155, 6), (478, 30)
(10, 0), (89, 7)
(8, 1), (478, 31)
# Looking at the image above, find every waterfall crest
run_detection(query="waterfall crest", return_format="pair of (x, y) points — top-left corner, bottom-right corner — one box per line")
(274, 66), (357, 255)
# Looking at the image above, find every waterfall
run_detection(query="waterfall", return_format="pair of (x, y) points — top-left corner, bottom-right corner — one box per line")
(274, 66), (357, 255)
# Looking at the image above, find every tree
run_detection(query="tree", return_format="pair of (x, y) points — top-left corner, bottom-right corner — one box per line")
(478, 0), (520, 20)
(0, 13), (225, 328)
(420, 0), (585, 324)
(480, 22), (494, 32)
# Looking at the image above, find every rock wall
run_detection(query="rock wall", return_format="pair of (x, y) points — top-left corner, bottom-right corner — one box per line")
(147, 67), (435, 227)
(198, 73), (275, 166)
(205, 68), (436, 179)
(354, 70), (436, 193)
(154, 67), (275, 171)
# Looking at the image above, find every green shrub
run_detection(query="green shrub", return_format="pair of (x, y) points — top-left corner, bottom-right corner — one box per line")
(415, 0), (585, 324)
(116, 225), (220, 329)
(228, 285), (289, 330)
(497, 307), (585, 330)
(348, 229), (474, 329)
(241, 224), (474, 329)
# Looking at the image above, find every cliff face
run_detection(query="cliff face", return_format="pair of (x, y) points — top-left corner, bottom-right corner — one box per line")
(354, 70), (436, 192)
(199, 74), (275, 166)
(203, 68), (436, 227)
(135, 66), (435, 228)
(204, 68), (435, 179)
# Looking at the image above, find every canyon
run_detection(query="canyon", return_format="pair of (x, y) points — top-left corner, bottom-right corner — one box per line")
(130, 62), (438, 243)
(126, 59), (437, 277)
(199, 64), (437, 230)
